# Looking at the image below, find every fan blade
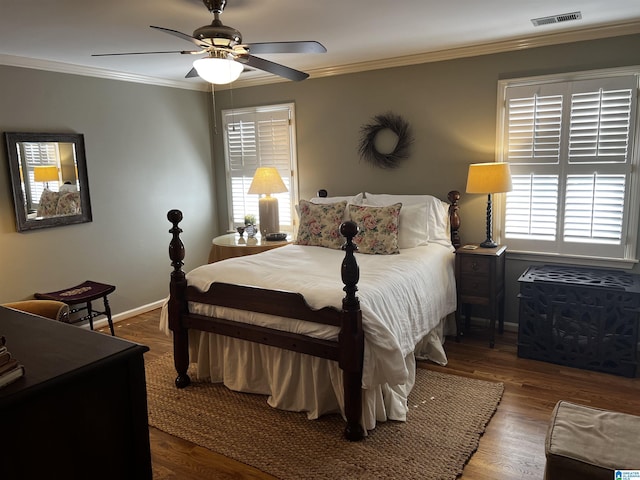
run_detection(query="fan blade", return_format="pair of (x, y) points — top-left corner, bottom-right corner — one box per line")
(150, 25), (211, 49)
(240, 55), (308, 81)
(92, 50), (197, 57)
(246, 41), (326, 55)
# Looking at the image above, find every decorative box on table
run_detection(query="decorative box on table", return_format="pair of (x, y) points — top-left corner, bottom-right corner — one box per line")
(517, 264), (640, 377)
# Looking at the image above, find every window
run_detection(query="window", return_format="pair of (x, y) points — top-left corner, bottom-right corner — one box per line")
(20, 142), (60, 210)
(222, 103), (298, 233)
(496, 68), (640, 263)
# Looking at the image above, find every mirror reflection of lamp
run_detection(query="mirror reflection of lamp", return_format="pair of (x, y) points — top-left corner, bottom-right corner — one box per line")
(248, 167), (288, 237)
(33, 165), (59, 189)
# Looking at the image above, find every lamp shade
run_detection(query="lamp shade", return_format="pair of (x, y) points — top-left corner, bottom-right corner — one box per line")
(33, 165), (59, 183)
(466, 162), (512, 194)
(193, 57), (243, 85)
(248, 167), (288, 195)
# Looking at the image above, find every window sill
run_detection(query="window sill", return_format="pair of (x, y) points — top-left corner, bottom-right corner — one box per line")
(505, 250), (639, 270)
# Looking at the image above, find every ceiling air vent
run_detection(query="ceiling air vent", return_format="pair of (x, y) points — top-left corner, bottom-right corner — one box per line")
(531, 11), (582, 27)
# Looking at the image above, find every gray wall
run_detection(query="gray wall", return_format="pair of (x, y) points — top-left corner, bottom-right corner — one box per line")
(211, 33), (640, 325)
(0, 66), (217, 312)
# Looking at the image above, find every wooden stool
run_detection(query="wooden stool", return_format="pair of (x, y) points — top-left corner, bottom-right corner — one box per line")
(35, 281), (116, 336)
(544, 401), (640, 479)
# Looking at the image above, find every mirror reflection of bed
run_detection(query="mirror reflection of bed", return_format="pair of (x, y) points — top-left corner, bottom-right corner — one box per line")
(163, 190), (461, 441)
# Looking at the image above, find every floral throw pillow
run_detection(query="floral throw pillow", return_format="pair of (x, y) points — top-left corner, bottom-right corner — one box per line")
(349, 203), (401, 254)
(56, 192), (81, 215)
(37, 189), (60, 217)
(295, 200), (347, 249)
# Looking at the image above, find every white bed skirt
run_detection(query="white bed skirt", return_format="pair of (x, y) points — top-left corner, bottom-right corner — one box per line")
(184, 314), (455, 432)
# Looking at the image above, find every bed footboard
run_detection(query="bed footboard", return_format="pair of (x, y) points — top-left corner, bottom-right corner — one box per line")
(167, 210), (365, 441)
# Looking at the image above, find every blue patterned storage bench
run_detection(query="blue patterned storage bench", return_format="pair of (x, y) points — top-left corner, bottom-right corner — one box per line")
(517, 265), (640, 377)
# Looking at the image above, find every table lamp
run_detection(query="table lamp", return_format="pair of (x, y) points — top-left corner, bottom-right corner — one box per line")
(466, 162), (512, 248)
(33, 165), (59, 189)
(248, 167), (288, 237)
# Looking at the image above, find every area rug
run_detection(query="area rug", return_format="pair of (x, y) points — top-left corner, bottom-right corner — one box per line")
(145, 353), (504, 480)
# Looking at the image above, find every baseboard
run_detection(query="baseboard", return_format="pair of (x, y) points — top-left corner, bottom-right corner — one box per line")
(503, 321), (518, 333)
(89, 299), (165, 331)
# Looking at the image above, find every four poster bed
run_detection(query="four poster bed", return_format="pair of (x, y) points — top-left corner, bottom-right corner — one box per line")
(162, 191), (461, 441)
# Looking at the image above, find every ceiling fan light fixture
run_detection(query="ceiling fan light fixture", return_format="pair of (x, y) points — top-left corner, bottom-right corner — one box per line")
(193, 56), (243, 84)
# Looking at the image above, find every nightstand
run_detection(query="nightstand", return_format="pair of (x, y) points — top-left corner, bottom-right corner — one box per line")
(208, 233), (291, 263)
(455, 244), (506, 348)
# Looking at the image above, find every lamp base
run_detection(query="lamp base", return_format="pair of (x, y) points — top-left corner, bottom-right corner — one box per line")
(258, 195), (279, 237)
(479, 239), (498, 248)
(479, 193), (498, 248)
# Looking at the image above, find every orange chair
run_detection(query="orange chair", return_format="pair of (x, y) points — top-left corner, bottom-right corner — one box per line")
(3, 300), (70, 322)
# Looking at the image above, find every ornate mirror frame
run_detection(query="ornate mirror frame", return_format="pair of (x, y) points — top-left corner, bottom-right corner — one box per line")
(4, 132), (93, 232)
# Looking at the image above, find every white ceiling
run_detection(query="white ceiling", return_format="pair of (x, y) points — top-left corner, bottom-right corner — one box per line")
(1, 0), (640, 90)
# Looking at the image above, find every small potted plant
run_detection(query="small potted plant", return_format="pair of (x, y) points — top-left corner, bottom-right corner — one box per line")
(244, 214), (257, 238)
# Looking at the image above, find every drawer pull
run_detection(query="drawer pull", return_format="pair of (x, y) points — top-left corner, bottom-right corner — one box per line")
(471, 261), (480, 271)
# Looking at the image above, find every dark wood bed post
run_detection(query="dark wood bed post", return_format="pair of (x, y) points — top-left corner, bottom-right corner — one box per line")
(339, 221), (365, 441)
(448, 190), (461, 249)
(167, 209), (191, 388)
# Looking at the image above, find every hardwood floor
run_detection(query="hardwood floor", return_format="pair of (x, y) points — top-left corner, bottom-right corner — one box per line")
(102, 311), (640, 480)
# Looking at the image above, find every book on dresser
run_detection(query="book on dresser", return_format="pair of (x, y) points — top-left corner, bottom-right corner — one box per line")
(0, 349), (10, 366)
(0, 363), (25, 389)
(0, 335), (25, 389)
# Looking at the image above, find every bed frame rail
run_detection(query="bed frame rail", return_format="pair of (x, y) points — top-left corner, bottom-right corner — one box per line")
(186, 283), (343, 327)
(185, 312), (341, 360)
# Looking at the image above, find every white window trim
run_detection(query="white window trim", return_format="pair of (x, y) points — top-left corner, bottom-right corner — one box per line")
(222, 103), (299, 234)
(494, 66), (640, 269)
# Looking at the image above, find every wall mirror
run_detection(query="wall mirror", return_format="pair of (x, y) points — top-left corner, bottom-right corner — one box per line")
(4, 132), (92, 232)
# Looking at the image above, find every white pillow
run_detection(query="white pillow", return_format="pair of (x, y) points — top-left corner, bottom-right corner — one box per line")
(309, 192), (364, 205)
(363, 193), (451, 247)
(396, 203), (429, 248)
(364, 193), (431, 207)
(308, 193), (364, 221)
(427, 199), (452, 247)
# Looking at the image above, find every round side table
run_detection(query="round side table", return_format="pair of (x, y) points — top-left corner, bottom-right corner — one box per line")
(208, 233), (291, 263)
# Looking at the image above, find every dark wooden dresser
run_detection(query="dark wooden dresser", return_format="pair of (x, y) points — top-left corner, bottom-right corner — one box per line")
(517, 265), (640, 377)
(0, 306), (151, 479)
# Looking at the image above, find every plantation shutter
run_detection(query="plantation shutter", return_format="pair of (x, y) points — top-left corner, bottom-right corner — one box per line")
(223, 104), (297, 231)
(21, 142), (60, 206)
(505, 174), (559, 240)
(500, 72), (638, 260)
(504, 87), (563, 242)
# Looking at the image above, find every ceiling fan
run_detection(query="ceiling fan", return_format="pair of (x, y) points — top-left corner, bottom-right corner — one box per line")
(93, 0), (326, 84)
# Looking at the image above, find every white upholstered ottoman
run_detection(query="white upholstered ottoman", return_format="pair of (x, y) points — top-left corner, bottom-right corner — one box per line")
(544, 401), (640, 480)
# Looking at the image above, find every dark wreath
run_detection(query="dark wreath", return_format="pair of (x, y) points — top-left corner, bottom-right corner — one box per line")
(358, 112), (414, 169)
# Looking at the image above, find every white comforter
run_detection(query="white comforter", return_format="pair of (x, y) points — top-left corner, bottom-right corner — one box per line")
(160, 242), (457, 429)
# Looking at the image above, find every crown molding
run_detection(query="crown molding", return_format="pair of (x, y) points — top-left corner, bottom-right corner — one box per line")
(226, 19), (640, 90)
(0, 54), (209, 91)
(2, 19), (639, 92)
